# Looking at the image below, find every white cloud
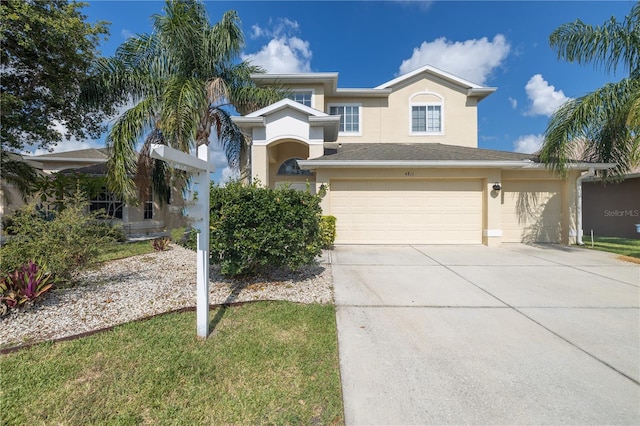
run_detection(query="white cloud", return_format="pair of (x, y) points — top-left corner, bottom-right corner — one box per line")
(220, 167), (238, 184)
(513, 134), (544, 154)
(242, 36), (311, 73)
(121, 29), (134, 39)
(395, 0), (434, 11)
(398, 34), (510, 84)
(525, 74), (571, 117)
(508, 97), (518, 109)
(206, 141), (231, 171)
(243, 18), (311, 73)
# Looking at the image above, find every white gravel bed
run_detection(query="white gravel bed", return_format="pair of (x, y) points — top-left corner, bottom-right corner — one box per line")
(0, 244), (333, 349)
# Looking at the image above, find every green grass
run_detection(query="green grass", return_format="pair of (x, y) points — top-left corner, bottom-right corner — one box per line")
(0, 302), (343, 425)
(586, 236), (640, 259)
(94, 240), (156, 263)
(94, 227), (188, 264)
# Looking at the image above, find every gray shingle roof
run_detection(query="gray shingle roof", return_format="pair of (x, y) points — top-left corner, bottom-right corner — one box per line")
(32, 148), (109, 160)
(313, 143), (539, 162)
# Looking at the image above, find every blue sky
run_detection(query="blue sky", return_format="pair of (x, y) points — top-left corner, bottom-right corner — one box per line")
(42, 0), (633, 182)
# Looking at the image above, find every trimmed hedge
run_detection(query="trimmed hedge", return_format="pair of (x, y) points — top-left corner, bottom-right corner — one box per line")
(209, 182), (323, 277)
(319, 215), (337, 249)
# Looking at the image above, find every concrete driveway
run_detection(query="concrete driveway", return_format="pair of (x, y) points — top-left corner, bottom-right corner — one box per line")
(331, 244), (640, 425)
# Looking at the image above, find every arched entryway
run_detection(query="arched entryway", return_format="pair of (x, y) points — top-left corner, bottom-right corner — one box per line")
(268, 140), (316, 192)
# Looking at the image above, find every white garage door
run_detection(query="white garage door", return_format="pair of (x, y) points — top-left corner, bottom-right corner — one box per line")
(329, 179), (482, 244)
(501, 180), (562, 243)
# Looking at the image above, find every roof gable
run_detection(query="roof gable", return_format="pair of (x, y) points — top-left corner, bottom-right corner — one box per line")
(246, 98), (329, 118)
(30, 148), (109, 161)
(375, 65), (496, 101)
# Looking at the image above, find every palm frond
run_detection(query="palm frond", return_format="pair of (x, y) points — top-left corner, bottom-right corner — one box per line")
(207, 10), (243, 65)
(206, 77), (229, 107)
(160, 76), (207, 151)
(550, 3), (640, 75)
(106, 97), (158, 202)
(0, 151), (40, 199)
(540, 77), (640, 179)
(210, 107), (246, 170)
(136, 128), (171, 206)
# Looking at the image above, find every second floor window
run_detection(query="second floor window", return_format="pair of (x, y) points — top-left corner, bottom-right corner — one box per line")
(329, 104), (360, 134)
(289, 91), (312, 107)
(412, 105), (442, 133)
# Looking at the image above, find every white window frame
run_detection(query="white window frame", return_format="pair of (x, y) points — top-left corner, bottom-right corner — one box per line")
(409, 90), (444, 136)
(328, 103), (362, 136)
(288, 89), (314, 108)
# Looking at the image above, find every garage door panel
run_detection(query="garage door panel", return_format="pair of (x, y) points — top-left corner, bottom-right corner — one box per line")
(330, 179), (482, 244)
(501, 181), (562, 243)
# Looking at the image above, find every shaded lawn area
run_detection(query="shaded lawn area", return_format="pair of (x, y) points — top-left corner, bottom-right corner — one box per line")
(94, 240), (156, 263)
(1, 302), (343, 425)
(587, 236), (640, 259)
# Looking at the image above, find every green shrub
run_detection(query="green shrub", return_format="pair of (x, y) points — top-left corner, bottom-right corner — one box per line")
(173, 227), (197, 251)
(0, 194), (123, 285)
(209, 181), (322, 277)
(319, 215), (337, 249)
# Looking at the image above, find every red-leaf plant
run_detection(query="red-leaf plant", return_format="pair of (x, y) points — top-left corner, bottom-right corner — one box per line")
(1, 261), (54, 309)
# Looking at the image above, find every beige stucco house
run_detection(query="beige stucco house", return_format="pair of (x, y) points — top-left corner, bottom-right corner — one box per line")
(1, 148), (185, 235)
(233, 65), (613, 246)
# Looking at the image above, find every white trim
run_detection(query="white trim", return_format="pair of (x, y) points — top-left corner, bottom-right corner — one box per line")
(287, 88), (315, 108)
(246, 98), (328, 118)
(409, 90), (444, 136)
(377, 64), (485, 90)
(334, 88), (391, 97)
(410, 103), (444, 136)
(298, 160), (616, 170)
(252, 135), (325, 146)
(483, 229), (503, 237)
(327, 103), (362, 136)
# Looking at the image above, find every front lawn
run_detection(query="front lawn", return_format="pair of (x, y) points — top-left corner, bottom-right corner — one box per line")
(1, 302), (343, 425)
(94, 239), (156, 263)
(586, 236), (640, 259)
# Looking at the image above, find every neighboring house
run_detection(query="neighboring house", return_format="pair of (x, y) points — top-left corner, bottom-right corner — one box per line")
(233, 65), (613, 246)
(1, 148), (186, 235)
(582, 167), (640, 239)
(0, 152), (43, 217)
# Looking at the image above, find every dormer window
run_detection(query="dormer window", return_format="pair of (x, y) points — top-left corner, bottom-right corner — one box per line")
(277, 158), (313, 175)
(412, 105), (442, 133)
(329, 104), (361, 135)
(288, 90), (312, 107)
(410, 90), (444, 135)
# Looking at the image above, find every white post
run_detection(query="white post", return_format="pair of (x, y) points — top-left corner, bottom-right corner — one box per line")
(149, 143), (212, 338)
(195, 144), (210, 338)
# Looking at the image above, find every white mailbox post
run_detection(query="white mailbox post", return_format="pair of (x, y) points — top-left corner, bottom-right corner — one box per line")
(150, 143), (212, 338)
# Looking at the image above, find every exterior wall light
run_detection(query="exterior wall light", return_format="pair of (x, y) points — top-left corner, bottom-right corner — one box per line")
(492, 183), (502, 191)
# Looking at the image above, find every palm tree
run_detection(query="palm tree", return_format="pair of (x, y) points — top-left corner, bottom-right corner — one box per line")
(539, 3), (640, 179)
(87, 0), (282, 201)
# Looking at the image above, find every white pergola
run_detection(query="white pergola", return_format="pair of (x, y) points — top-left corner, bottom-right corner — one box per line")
(150, 143), (211, 338)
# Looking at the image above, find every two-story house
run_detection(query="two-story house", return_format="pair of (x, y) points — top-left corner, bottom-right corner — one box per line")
(233, 64), (612, 246)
